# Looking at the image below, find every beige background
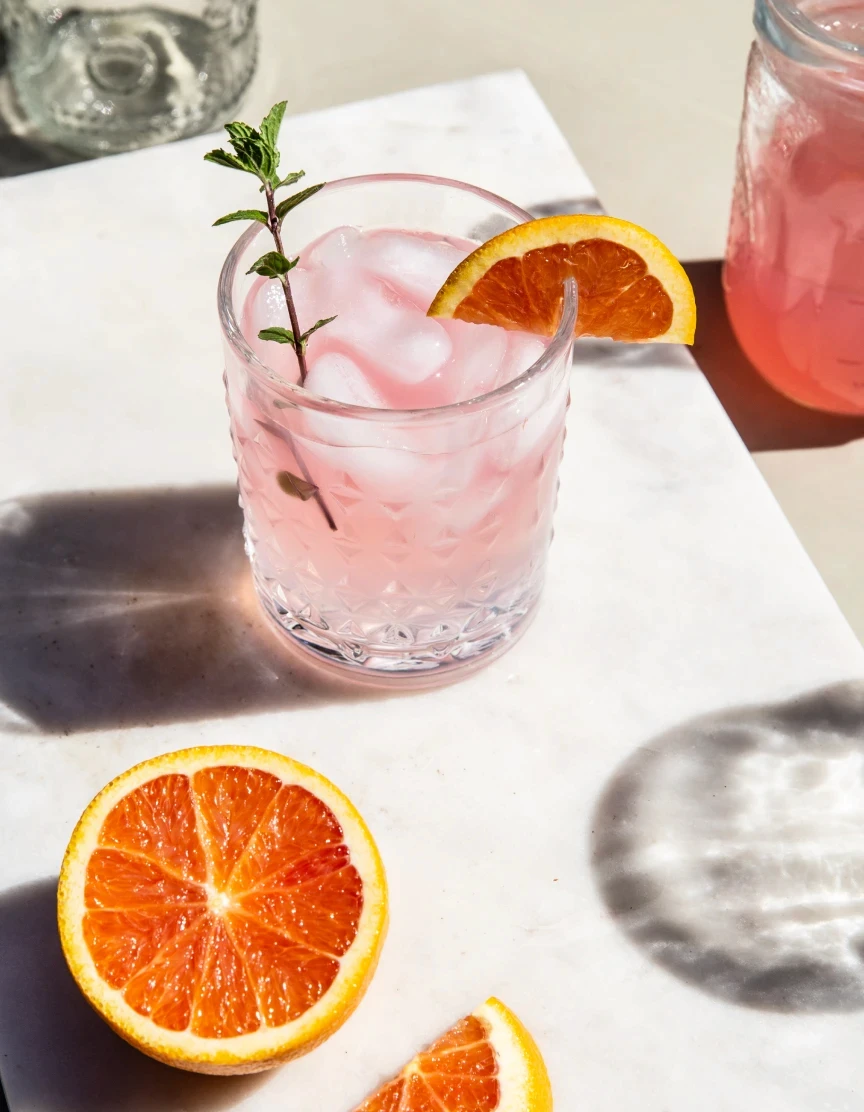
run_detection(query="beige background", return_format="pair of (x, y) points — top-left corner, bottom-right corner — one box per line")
(238, 0), (864, 644)
(247, 0), (752, 262)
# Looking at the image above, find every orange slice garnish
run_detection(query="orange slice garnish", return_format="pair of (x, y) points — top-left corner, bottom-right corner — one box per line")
(353, 997), (552, 1112)
(57, 746), (387, 1074)
(429, 214), (696, 343)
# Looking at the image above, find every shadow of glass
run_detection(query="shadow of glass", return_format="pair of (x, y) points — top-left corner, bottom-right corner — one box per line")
(470, 194), (606, 244)
(529, 196), (606, 218)
(0, 485), (374, 735)
(0, 878), (266, 1110)
(573, 335), (696, 371)
(592, 680), (864, 1013)
(685, 259), (864, 452)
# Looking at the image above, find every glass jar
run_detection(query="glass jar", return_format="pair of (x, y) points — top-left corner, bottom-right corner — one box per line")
(0, 0), (256, 156)
(724, 0), (864, 414)
(219, 174), (577, 687)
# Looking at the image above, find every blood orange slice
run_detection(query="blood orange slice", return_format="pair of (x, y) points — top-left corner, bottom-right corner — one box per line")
(429, 214), (696, 344)
(352, 997), (552, 1112)
(57, 746), (387, 1074)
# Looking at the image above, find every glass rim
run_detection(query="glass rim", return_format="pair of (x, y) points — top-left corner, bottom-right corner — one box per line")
(758, 0), (864, 61)
(217, 172), (577, 425)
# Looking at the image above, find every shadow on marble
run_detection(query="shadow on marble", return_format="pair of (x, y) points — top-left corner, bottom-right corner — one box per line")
(574, 336), (696, 371)
(685, 259), (864, 452)
(592, 680), (864, 1012)
(529, 196), (606, 218)
(0, 485), (377, 735)
(469, 195), (606, 245)
(0, 878), (266, 1110)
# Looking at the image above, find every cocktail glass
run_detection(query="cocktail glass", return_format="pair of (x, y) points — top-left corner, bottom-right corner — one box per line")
(219, 174), (576, 686)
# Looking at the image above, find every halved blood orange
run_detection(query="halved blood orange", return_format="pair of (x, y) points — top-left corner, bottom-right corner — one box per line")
(57, 746), (387, 1074)
(352, 997), (552, 1112)
(429, 214), (696, 344)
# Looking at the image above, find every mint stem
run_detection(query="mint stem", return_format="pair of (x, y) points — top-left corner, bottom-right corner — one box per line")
(263, 183), (309, 383)
(259, 185), (336, 531)
(262, 188), (336, 530)
(292, 440), (337, 531)
(255, 418), (337, 532)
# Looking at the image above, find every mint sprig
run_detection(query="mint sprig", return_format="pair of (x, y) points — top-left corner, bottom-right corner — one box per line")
(207, 102), (339, 533)
(205, 101), (337, 385)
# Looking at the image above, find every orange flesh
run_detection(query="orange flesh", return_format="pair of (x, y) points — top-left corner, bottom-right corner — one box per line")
(454, 239), (674, 340)
(354, 1015), (500, 1111)
(83, 768), (363, 1037)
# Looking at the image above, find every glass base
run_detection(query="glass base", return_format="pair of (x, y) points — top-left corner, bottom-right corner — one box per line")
(255, 576), (542, 690)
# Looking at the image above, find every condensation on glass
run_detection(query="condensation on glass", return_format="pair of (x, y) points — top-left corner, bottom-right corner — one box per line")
(0, 0), (256, 155)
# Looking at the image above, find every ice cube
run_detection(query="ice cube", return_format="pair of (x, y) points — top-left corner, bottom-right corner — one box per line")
(489, 400), (567, 471)
(354, 230), (468, 306)
(305, 422), (483, 502)
(488, 371), (568, 471)
(325, 278), (453, 390)
(284, 266), (327, 324)
(243, 265), (350, 381)
(247, 266), (331, 331)
(244, 276), (299, 381)
(441, 318), (509, 402)
(305, 352), (385, 408)
(303, 226), (361, 269)
(323, 281), (399, 354)
(306, 442), (432, 501)
(248, 274), (289, 333)
(499, 332), (547, 387)
(381, 319), (453, 386)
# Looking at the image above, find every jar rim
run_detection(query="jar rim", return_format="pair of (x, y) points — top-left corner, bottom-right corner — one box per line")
(217, 172), (578, 426)
(758, 0), (864, 62)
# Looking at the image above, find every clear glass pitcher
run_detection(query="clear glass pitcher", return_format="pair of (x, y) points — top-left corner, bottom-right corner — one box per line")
(724, 0), (864, 414)
(0, 0), (257, 156)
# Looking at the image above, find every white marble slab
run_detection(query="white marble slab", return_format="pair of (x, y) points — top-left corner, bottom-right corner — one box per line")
(1, 71), (863, 1112)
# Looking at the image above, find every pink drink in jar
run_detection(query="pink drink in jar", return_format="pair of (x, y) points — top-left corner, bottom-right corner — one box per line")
(725, 0), (864, 414)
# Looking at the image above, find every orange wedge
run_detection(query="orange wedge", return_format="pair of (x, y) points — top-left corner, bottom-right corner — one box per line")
(429, 214), (696, 344)
(57, 746), (387, 1074)
(353, 997), (552, 1112)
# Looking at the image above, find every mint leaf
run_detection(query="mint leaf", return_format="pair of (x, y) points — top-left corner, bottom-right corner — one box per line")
(224, 121), (256, 143)
(300, 316), (337, 349)
(276, 183), (325, 221)
(219, 122), (275, 181)
(259, 327), (296, 344)
(260, 170), (306, 194)
(277, 470), (318, 501)
(203, 148), (251, 173)
(247, 251), (298, 278)
(260, 101), (287, 153)
(232, 136), (267, 177)
(213, 209), (268, 226)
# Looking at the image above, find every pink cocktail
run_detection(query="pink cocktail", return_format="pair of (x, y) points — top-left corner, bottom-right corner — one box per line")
(219, 175), (576, 684)
(725, 0), (864, 414)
